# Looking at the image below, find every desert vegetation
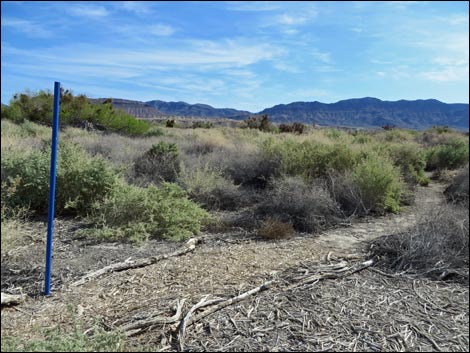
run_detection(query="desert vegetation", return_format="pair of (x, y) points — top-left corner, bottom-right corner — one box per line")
(1, 90), (469, 352)
(1, 89), (469, 247)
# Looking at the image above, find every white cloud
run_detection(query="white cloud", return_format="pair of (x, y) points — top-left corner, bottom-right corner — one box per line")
(225, 1), (282, 12)
(277, 14), (308, 26)
(420, 66), (469, 82)
(1, 17), (53, 38)
(67, 4), (109, 18)
(312, 51), (331, 64)
(148, 24), (175, 36)
(117, 1), (153, 15)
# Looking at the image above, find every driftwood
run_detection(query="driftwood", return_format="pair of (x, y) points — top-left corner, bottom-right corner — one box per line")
(120, 299), (186, 336)
(71, 238), (201, 287)
(1, 292), (26, 306)
(283, 259), (374, 291)
(177, 296), (225, 351)
(114, 259), (375, 344)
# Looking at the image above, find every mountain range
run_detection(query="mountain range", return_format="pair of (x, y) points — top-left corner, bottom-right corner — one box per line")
(90, 97), (468, 130)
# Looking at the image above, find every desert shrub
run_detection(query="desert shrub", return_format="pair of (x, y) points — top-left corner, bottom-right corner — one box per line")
(327, 171), (367, 216)
(279, 122), (306, 134)
(191, 121), (213, 129)
(426, 138), (469, 170)
(257, 217), (295, 240)
(1, 103), (24, 123)
(325, 128), (344, 140)
(352, 154), (403, 214)
(444, 164), (469, 205)
(133, 141), (180, 184)
(89, 182), (210, 242)
(387, 144), (430, 186)
(353, 133), (371, 144)
(432, 125), (452, 134)
(166, 119), (176, 128)
(242, 114), (272, 132)
(262, 139), (357, 180)
(1, 318), (128, 352)
(177, 161), (242, 210)
(383, 129), (411, 142)
(217, 145), (279, 188)
(1, 141), (118, 216)
(3, 89), (151, 136)
(370, 205), (469, 282)
(256, 176), (341, 233)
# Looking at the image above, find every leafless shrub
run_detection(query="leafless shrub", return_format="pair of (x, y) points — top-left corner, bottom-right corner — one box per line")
(327, 171), (366, 217)
(370, 205), (469, 282)
(444, 164), (469, 206)
(257, 217), (295, 240)
(257, 176), (342, 233)
(212, 146), (279, 188)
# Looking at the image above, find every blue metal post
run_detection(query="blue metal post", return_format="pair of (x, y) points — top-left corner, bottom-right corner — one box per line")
(44, 81), (61, 296)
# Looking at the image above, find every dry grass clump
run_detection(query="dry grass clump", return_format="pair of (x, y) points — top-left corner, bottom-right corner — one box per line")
(444, 164), (469, 206)
(370, 205), (469, 282)
(257, 176), (342, 233)
(257, 217), (295, 240)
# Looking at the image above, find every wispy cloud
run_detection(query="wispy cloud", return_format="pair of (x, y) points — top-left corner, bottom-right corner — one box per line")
(225, 1), (282, 12)
(67, 4), (109, 18)
(117, 1), (154, 15)
(1, 17), (53, 38)
(420, 67), (469, 82)
(148, 24), (175, 36)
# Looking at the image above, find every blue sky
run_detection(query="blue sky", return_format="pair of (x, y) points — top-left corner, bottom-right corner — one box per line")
(1, 1), (468, 112)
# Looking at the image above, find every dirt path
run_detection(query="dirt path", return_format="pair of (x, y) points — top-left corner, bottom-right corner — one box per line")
(2, 181), (468, 352)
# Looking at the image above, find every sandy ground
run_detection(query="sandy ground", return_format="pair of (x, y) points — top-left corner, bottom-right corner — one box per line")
(1, 180), (469, 351)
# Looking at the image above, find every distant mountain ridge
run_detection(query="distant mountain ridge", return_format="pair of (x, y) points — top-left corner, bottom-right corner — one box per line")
(259, 97), (469, 129)
(90, 97), (469, 130)
(145, 100), (251, 119)
(89, 98), (163, 119)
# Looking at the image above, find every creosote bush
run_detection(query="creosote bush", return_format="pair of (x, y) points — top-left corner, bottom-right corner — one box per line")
(1, 89), (151, 136)
(352, 154), (403, 214)
(1, 140), (118, 216)
(177, 161), (242, 210)
(88, 182), (210, 243)
(387, 144), (429, 186)
(133, 141), (180, 184)
(426, 138), (469, 171)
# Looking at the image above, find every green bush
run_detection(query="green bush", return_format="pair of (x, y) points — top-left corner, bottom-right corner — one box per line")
(262, 139), (357, 179)
(177, 161), (242, 210)
(1, 141), (118, 215)
(387, 144), (430, 186)
(353, 154), (403, 213)
(426, 139), (469, 170)
(3, 89), (151, 136)
(89, 182), (210, 242)
(1, 320), (127, 352)
(134, 141), (180, 184)
(325, 128), (344, 140)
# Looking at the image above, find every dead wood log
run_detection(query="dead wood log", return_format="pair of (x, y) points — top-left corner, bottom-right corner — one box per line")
(185, 279), (275, 327)
(120, 299), (186, 336)
(70, 238), (201, 287)
(177, 295), (225, 351)
(1, 292), (26, 306)
(283, 259), (374, 291)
